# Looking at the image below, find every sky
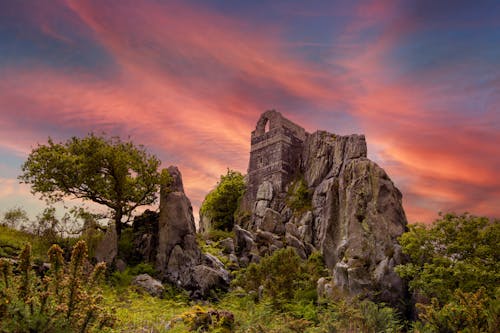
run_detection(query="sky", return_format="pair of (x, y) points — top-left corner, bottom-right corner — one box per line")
(0, 0), (499, 224)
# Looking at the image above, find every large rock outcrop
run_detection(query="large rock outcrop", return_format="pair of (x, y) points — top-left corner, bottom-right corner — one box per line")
(109, 166), (229, 298)
(156, 166), (201, 285)
(235, 111), (408, 308)
(156, 166), (229, 297)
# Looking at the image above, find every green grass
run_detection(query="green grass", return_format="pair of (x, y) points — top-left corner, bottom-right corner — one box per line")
(0, 225), (48, 260)
(101, 287), (317, 333)
(102, 287), (191, 332)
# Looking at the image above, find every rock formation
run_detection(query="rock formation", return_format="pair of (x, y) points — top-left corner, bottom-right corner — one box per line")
(154, 166), (229, 297)
(94, 223), (118, 264)
(106, 166), (229, 298)
(235, 110), (408, 307)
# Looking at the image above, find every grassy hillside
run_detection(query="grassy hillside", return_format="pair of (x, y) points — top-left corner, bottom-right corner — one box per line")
(0, 225), (47, 260)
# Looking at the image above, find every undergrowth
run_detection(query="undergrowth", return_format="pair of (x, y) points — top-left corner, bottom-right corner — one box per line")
(0, 241), (114, 332)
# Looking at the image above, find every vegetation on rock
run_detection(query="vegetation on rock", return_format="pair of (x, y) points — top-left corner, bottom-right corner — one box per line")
(286, 177), (312, 214)
(233, 248), (327, 310)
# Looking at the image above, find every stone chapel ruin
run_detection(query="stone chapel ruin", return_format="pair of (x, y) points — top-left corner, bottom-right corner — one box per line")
(237, 110), (408, 309)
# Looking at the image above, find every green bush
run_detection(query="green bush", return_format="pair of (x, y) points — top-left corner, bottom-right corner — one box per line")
(396, 213), (500, 304)
(232, 248), (327, 311)
(311, 299), (403, 333)
(200, 170), (245, 231)
(0, 240), (114, 332)
(396, 213), (500, 331)
(170, 305), (235, 332)
(416, 287), (499, 333)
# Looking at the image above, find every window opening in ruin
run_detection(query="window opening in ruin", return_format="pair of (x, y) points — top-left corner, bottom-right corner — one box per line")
(264, 119), (270, 133)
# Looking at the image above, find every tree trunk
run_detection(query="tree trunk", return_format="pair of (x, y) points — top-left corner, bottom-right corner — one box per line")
(114, 209), (123, 239)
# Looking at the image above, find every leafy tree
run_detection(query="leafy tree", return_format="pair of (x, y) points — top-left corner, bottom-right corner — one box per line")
(396, 213), (500, 332)
(200, 169), (245, 231)
(396, 213), (499, 303)
(19, 134), (163, 238)
(1, 207), (29, 229)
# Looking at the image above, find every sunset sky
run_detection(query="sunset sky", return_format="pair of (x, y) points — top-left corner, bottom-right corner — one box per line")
(0, 0), (499, 224)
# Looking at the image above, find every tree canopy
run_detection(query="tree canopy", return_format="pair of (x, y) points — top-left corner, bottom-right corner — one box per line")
(19, 134), (163, 237)
(396, 213), (500, 331)
(200, 169), (245, 231)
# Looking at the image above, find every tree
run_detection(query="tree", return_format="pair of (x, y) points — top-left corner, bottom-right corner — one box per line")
(200, 169), (245, 231)
(1, 207), (29, 229)
(19, 134), (163, 239)
(396, 213), (500, 331)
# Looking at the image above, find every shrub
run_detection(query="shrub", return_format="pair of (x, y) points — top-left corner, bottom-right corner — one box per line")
(0, 240), (115, 332)
(207, 229), (235, 242)
(311, 299), (403, 333)
(232, 248), (327, 311)
(170, 305), (235, 332)
(396, 213), (500, 331)
(396, 213), (500, 304)
(416, 287), (499, 333)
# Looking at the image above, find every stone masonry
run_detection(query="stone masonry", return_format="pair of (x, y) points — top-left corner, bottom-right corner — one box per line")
(245, 110), (307, 205)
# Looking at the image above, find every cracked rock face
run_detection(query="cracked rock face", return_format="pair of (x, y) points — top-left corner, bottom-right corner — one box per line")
(155, 166), (229, 297)
(237, 111), (408, 309)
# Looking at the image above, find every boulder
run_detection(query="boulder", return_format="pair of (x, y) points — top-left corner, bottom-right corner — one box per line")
(260, 208), (284, 235)
(328, 158), (407, 305)
(198, 211), (212, 234)
(132, 210), (159, 263)
(254, 200), (269, 218)
(192, 265), (229, 297)
(234, 225), (255, 256)
(202, 253), (230, 283)
(156, 166), (201, 282)
(219, 237), (235, 254)
(132, 274), (164, 297)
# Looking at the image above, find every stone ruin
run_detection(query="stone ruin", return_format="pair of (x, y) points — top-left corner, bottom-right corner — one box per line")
(246, 110), (307, 198)
(236, 110), (408, 309)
